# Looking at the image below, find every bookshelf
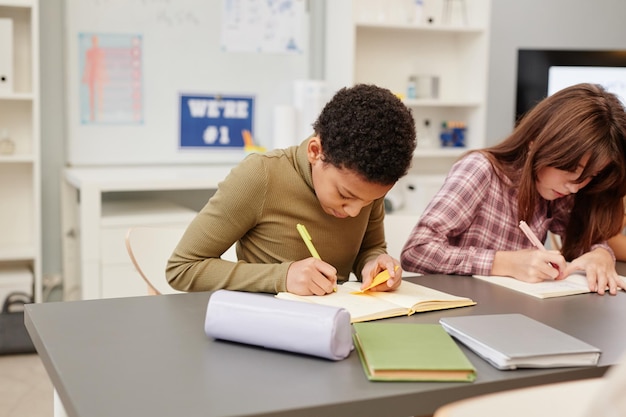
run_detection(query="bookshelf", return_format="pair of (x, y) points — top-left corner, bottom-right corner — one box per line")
(325, 0), (491, 217)
(0, 0), (40, 302)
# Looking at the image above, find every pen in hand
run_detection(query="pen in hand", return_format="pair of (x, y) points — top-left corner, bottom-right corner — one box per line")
(518, 220), (560, 271)
(296, 223), (321, 259)
(296, 223), (336, 291)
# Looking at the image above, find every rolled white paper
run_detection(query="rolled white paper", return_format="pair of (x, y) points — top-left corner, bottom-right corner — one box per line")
(272, 105), (297, 149)
(293, 79), (329, 141)
(204, 289), (353, 361)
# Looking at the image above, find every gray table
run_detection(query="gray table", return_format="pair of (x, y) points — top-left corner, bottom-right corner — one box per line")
(25, 274), (626, 417)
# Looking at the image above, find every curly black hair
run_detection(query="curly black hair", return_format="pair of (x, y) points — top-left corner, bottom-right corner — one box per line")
(312, 84), (416, 185)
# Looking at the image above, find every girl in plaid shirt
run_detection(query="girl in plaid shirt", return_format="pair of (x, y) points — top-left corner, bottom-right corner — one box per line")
(401, 83), (626, 295)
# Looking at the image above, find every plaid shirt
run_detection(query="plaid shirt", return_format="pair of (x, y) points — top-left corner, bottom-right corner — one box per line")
(401, 152), (579, 276)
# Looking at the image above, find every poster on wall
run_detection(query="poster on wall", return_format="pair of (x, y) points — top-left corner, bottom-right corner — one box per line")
(78, 33), (143, 125)
(179, 93), (255, 149)
(221, 0), (306, 53)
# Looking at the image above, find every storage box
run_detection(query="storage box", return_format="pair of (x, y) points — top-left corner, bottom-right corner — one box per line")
(0, 18), (14, 93)
(0, 266), (34, 355)
(401, 174), (447, 216)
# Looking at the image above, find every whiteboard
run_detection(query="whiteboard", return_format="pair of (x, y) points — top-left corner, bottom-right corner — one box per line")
(65, 0), (310, 166)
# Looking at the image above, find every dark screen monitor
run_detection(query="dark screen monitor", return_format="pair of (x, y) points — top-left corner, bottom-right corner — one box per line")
(515, 49), (626, 123)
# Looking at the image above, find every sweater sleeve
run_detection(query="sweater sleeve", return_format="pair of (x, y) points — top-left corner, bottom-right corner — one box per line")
(166, 155), (291, 294)
(400, 154), (497, 275)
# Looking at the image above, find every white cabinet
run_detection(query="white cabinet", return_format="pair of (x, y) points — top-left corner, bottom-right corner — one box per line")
(325, 0), (491, 216)
(61, 165), (234, 300)
(0, 0), (40, 302)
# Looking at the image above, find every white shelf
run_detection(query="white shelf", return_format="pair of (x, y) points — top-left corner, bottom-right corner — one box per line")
(356, 21), (485, 34)
(0, 155), (35, 163)
(414, 147), (467, 158)
(0, 0), (34, 7)
(403, 98), (482, 108)
(0, 242), (36, 261)
(0, 0), (40, 302)
(0, 92), (34, 100)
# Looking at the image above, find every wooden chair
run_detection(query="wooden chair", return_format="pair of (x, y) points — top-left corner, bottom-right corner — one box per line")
(125, 226), (187, 295)
(125, 226), (239, 295)
(433, 351), (626, 417)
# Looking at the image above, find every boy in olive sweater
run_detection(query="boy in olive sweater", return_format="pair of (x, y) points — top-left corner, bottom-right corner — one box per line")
(167, 84), (416, 295)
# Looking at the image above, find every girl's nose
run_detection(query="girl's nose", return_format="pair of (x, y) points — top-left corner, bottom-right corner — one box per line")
(565, 182), (583, 194)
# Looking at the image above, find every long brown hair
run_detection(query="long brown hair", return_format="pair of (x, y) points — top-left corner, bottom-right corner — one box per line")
(482, 83), (626, 259)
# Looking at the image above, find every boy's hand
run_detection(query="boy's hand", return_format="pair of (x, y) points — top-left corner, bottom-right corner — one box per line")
(360, 255), (402, 292)
(286, 258), (337, 295)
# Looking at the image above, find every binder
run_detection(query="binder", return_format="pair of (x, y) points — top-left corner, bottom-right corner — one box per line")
(440, 314), (601, 370)
(0, 18), (13, 93)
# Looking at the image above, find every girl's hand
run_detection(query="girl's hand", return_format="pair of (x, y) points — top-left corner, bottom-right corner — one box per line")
(563, 248), (626, 295)
(492, 249), (566, 282)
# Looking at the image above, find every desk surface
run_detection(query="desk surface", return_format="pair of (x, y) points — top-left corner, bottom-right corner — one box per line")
(25, 274), (626, 417)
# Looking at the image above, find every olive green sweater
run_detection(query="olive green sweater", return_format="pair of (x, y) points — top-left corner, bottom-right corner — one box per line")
(166, 140), (388, 294)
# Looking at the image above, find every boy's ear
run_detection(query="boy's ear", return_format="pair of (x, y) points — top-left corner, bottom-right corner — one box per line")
(307, 136), (323, 163)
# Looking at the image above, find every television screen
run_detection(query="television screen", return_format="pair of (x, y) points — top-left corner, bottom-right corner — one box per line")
(547, 66), (626, 103)
(516, 49), (626, 122)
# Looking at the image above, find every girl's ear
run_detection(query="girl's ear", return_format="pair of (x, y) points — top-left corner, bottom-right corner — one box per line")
(307, 136), (323, 163)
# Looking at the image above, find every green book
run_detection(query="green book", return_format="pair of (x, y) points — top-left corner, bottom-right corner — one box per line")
(353, 322), (476, 382)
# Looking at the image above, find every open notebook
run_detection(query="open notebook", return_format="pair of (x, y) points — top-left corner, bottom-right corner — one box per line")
(276, 280), (476, 323)
(473, 272), (622, 299)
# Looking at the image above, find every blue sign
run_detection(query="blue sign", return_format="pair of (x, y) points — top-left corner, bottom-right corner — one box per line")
(179, 94), (254, 149)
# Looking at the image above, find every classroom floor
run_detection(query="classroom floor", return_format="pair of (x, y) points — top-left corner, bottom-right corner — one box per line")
(0, 353), (53, 417)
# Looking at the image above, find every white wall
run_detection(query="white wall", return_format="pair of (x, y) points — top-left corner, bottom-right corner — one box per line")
(40, 0), (65, 281)
(40, 0), (626, 277)
(486, 0), (626, 145)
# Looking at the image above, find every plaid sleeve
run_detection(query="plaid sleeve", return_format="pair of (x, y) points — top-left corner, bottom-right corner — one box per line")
(401, 153), (498, 275)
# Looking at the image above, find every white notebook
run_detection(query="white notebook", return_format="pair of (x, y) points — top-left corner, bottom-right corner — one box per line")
(439, 313), (601, 370)
(473, 272), (604, 299)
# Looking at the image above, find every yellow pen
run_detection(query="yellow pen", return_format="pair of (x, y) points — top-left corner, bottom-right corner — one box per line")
(296, 223), (321, 259)
(297, 223), (336, 291)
